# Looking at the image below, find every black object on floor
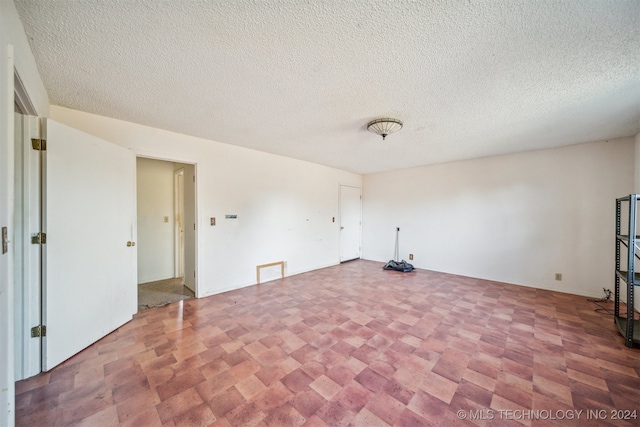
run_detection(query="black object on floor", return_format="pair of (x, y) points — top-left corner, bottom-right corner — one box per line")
(383, 259), (414, 272)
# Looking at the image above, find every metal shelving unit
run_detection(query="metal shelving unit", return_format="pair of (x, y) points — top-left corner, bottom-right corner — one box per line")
(615, 195), (640, 347)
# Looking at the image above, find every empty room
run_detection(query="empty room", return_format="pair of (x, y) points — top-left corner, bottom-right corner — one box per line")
(1, 1), (639, 426)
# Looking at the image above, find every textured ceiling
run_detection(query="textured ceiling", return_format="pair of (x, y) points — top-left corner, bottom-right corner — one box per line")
(14, 0), (640, 174)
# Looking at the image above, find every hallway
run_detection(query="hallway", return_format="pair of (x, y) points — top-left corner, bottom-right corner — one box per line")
(138, 278), (195, 311)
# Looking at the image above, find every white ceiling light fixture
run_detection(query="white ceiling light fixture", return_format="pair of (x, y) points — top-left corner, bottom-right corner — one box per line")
(367, 118), (403, 140)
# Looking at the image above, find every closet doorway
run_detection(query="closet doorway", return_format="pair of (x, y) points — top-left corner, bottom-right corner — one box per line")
(136, 158), (196, 310)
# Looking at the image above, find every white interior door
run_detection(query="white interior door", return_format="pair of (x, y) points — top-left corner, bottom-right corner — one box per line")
(183, 164), (196, 293)
(339, 185), (362, 262)
(43, 119), (137, 371)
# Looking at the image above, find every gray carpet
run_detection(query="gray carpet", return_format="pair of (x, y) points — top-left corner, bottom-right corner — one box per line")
(138, 277), (195, 310)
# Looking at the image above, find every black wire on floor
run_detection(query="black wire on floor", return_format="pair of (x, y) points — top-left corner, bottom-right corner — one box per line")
(588, 288), (614, 315)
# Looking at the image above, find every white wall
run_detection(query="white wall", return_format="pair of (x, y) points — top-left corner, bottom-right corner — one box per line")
(363, 138), (634, 299)
(136, 158), (176, 283)
(50, 105), (362, 297)
(1, 2), (50, 425)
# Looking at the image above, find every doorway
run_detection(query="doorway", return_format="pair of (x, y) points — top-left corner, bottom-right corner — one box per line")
(136, 158), (196, 310)
(13, 111), (42, 380)
(13, 113), (198, 376)
(339, 185), (362, 262)
(13, 71), (43, 380)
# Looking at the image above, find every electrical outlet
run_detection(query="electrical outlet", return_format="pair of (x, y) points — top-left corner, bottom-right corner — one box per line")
(210, 217), (216, 226)
(409, 254), (414, 260)
(555, 273), (562, 281)
(164, 216), (169, 223)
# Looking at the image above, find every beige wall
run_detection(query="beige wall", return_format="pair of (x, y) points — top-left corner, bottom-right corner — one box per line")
(363, 138), (635, 299)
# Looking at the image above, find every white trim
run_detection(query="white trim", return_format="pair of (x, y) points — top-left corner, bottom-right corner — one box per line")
(174, 168), (185, 280)
(13, 71), (36, 116)
(1, 43), (16, 427)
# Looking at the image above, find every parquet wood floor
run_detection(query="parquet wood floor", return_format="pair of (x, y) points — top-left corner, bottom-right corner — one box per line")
(15, 260), (640, 426)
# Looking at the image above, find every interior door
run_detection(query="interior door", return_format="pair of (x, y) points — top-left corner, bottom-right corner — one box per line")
(183, 164), (196, 293)
(43, 119), (137, 371)
(339, 185), (362, 262)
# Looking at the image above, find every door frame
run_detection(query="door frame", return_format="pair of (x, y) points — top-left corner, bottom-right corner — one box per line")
(174, 168), (185, 280)
(13, 71), (42, 380)
(136, 156), (198, 296)
(1, 51), (17, 426)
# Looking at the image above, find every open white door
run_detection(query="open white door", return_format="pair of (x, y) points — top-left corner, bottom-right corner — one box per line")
(339, 185), (362, 262)
(183, 164), (197, 293)
(42, 119), (137, 371)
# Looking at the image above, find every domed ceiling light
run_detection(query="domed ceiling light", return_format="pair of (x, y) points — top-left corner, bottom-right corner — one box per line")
(367, 118), (403, 140)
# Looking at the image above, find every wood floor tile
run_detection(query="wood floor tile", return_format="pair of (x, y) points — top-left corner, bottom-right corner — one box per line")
(225, 402), (264, 426)
(365, 389), (406, 425)
(333, 380), (372, 411)
(155, 387), (203, 424)
(204, 386), (244, 418)
(118, 407), (162, 427)
(316, 400), (357, 426)
(262, 403), (305, 427)
(74, 405), (119, 427)
(116, 388), (160, 422)
(14, 260), (640, 426)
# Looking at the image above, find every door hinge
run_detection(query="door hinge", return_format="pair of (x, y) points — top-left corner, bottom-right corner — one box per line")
(31, 232), (47, 244)
(1, 227), (7, 254)
(31, 138), (47, 151)
(31, 325), (46, 338)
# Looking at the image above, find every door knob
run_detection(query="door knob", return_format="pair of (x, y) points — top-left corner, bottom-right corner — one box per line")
(127, 241), (132, 247)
